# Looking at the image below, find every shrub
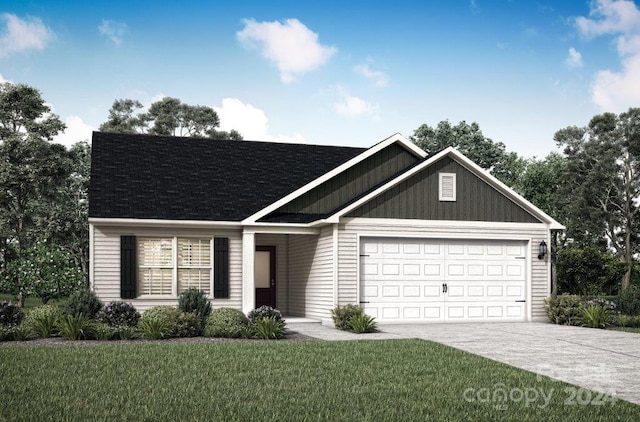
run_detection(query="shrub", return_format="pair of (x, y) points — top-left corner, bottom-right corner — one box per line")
(178, 288), (212, 325)
(331, 304), (364, 331)
(612, 314), (640, 328)
(10, 325), (34, 341)
(617, 285), (640, 316)
(579, 304), (610, 329)
(0, 325), (12, 341)
(205, 307), (250, 338)
(64, 289), (103, 319)
(94, 322), (116, 340)
(349, 313), (378, 333)
(585, 297), (617, 312)
(57, 314), (96, 340)
(23, 304), (62, 338)
(544, 294), (583, 325)
(174, 311), (202, 337)
(3, 243), (86, 304)
(0, 301), (24, 326)
(97, 301), (140, 327)
(557, 247), (625, 296)
(141, 306), (180, 337)
(138, 317), (172, 340)
(113, 325), (138, 340)
(253, 317), (287, 340)
(248, 306), (283, 324)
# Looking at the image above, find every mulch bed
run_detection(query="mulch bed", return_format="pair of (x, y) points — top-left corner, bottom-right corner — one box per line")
(0, 331), (315, 347)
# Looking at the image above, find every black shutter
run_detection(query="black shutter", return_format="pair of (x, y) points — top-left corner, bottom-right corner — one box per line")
(121, 235), (137, 299)
(214, 237), (229, 298)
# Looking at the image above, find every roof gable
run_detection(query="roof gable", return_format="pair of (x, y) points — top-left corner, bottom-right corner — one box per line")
(346, 155), (541, 223)
(260, 141), (421, 223)
(88, 132), (365, 221)
(334, 147), (565, 229)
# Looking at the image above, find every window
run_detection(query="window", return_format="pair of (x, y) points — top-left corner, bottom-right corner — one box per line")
(138, 237), (174, 295)
(178, 238), (211, 294)
(137, 237), (212, 296)
(439, 172), (456, 201)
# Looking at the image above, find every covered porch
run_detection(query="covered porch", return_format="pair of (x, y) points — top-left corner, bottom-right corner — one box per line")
(241, 226), (338, 322)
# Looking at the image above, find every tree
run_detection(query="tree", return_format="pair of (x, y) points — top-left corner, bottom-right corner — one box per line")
(0, 83), (65, 142)
(0, 82), (80, 306)
(0, 83), (69, 256)
(34, 142), (91, 275)
(515, 152), (567, 221)
(100, 97), (244, 140)
(98, 99), (147, 134)
(555, 108), (640, 291)
(410, 120), (527, 185)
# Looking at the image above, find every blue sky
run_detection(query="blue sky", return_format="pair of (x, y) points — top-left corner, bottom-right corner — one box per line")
(2, 1), (640, 157)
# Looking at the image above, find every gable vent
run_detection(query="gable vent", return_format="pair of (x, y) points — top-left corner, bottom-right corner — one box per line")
(439, 172), (456, 201)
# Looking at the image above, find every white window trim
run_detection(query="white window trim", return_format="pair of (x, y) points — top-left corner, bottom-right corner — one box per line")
(439, 172), (456, 202)
(137, 236), (214, 299)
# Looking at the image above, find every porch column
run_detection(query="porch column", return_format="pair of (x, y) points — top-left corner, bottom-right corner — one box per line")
(242, 231), (255, 314)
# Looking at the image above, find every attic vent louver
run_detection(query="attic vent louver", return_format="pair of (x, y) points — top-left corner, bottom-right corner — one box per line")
(439, 172), (456, 201)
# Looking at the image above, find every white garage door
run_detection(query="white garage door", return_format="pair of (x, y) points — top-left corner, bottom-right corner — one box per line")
(360, 237), (527, 322)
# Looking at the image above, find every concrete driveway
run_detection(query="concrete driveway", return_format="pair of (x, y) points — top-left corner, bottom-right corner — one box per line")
(287, 321), (640, 405)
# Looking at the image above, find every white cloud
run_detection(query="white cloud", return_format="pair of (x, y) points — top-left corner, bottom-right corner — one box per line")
(53, 115), (95, 148)
(575, 0), (640, 37)
(574, 0), (640, 111)
(0, 73), (10, 83)
(565, 47), (584, 68)
(333, 90), (379, 117)
(215, 97), (304, 143)
(98, 19), (127, 46)
(0, 13), (54, 57)
(237, 18), (337, 83)
(354, 64), (389, 87)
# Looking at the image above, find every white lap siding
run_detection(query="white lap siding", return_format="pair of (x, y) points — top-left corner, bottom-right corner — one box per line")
(92, 226), (243, 312)
(337, 219), (550, 322)
(287, 226), (334, 319)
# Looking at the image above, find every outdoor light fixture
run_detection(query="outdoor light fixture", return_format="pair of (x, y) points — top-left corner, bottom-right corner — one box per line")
(538, 240), (548, 260)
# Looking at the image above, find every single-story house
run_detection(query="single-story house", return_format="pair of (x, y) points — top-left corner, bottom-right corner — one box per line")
(88, 131), (564, 323)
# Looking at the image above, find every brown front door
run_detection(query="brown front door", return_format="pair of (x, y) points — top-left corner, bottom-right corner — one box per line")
(255, 246), (276, 308)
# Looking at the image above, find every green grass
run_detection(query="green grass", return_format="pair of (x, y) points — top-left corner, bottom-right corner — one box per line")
(0, 340), (637, 421)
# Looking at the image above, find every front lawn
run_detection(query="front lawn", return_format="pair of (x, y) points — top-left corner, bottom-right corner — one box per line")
(0, 340), (636, 421)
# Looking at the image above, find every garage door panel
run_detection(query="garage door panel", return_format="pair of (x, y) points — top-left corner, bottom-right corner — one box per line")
(360, 238), (527, 322)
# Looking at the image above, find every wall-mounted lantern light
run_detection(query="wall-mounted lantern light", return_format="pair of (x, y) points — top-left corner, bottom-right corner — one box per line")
(538, 240), (548, 260)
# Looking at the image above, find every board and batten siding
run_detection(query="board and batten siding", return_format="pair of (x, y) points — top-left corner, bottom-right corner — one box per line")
(92, 226), (243, 312)
(255, 233), (289, 314)
(337, 219), (550, 321)
(287, 226), (334, 319)
(267, 143), (418, 218)
(346, 157), (540, 224)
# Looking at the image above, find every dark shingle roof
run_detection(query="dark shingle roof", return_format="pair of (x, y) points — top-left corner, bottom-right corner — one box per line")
(88, 132), (366, 221)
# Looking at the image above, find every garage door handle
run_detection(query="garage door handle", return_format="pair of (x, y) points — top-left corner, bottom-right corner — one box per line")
(442, 283), (448, 293)
(359, 301), (370, 304)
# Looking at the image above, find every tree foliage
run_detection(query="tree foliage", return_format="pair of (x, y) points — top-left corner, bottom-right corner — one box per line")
(3, 243), (85, 303)
(556, 246), (626, 296)
(514, 152), (567, 221)
(0, 83), (65, 142)
(100, 97), (243, 140)
(555, 108), (640, 290)
(0, 82), (87, 306)
(410, 120), (527, 186)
